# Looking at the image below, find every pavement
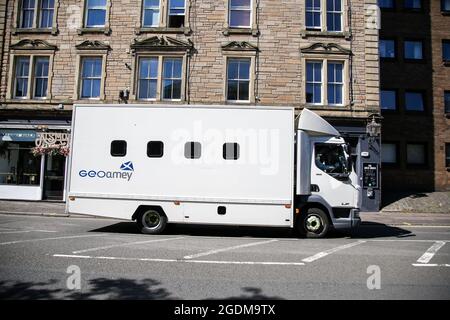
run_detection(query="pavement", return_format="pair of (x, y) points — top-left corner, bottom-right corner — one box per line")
(381, 191), (450, 214)
(0, 209), (449, 299)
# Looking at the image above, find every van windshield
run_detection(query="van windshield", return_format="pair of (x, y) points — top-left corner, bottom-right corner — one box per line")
(314, 143), (350, 176)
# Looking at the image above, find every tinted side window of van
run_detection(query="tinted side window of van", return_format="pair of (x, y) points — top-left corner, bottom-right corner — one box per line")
(185, 142), (201, 159)
(111, 140), (127, 157)
(147, 141), (164, 158)
(223, 143), (240, 160)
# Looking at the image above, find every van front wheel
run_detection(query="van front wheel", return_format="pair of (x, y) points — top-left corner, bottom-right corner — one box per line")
(297, 207), (330, 238)
(137, 209), (167, 234)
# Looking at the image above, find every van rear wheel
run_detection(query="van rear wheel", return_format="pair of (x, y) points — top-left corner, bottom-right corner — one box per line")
(137, 209), (167, 234)
(297, 207), (330, 238)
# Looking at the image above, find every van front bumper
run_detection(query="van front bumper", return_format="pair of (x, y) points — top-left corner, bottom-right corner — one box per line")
(332, 208), (361, 230)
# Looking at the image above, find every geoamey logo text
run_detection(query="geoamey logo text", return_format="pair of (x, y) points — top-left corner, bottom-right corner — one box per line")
(79, 161), (134, 181)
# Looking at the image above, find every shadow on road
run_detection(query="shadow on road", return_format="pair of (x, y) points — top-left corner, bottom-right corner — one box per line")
(0, 279), (281, 300)
(90, 221), (414, 239)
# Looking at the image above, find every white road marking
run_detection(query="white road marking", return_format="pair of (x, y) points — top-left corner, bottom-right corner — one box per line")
(0, 230), (57, 234)
(186, 260), (304, 266)
(367, 239), (449, 243)
(53, 254), (304, 266)
(412, 264), (450, 267)
(0, 234), (106, 246)
(416, 241), (446, 264)
(302, 240), (366, 263)
(72, 236), (185, 254)
(183, 239), (278, 260)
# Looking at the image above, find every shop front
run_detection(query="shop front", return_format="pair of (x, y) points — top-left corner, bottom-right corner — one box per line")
(0, 126), (70, 201)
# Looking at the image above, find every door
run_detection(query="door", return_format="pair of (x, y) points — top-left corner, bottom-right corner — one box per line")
(43, 154), (66, 200)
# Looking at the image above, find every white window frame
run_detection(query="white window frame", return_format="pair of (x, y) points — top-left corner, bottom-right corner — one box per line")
(38, 0), (55, 29)
(305, 0), (322, 30)
(303, 57), (348, 106)
(32, 56), (50, 99)
(305, 60), (323, 105)
(162, 57), (183, 101)
(228, 0), (252, 28)
(327, 61), (344, 106)
(137, 56), (159, 101)
(84, 0), (108, 28)
(79, 56), (103, 99)
(225, 57), (252, 103)
(304, 0), (347, 33)
(131, 53), (187, 102)
(326, 0), (343, 32)
(142, 0), (161, 27)
(8, 54), (53, 100)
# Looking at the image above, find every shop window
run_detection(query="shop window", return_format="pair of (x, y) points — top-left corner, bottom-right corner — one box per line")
(111, 140), (127, 157)
(0, 133), (41, 186)
(223, 143), (240, 160)
(184, 142), (201, 159)
(147, 141), (164, 158)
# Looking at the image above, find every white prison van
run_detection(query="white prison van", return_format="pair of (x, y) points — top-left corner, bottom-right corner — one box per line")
(66, 104), (361, 238)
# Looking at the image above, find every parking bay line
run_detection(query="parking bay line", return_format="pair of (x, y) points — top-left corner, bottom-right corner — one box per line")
(72, 236), (186, 254)
(0, 234), (106, 246)
(415, 241), (446, 264)
(53, 254), (305, 266)
(0, 230), (57, 234)
(183, 239), (278, 260)
(302, 240), (366, 263)
(412, 263), (450, 268)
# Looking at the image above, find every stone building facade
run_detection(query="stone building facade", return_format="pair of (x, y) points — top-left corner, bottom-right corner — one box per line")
(0, 0), (380, 210)
(379, 0), (450, 193)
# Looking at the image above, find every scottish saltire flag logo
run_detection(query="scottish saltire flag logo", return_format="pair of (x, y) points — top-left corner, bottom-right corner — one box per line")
(120, 161), (134, 171)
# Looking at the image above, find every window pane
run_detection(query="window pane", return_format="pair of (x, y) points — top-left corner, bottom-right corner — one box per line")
(15, 57), (30, 98)
(227, 61), (239, 80)
(445, 91), (450, 113)
(227, 80), (238, 100)
(172, 79), (182, 99)
(405, 92), (424, 111)
(223, 143), (240, 160)
(230, 10), (251, 27)
(143, 9), (159, 27)
(405, 41), (423, 60)
(87, 9), (106, 26)
(87, 0), (106, 7)
(407, 144), (426, 165)
(443, 0), (450, 11)
(404, 0), (421, 9)
(378, 0), (394, 8)
(381, 143), (397, 163)
(0, 141), (41, 185)
(35, 57), (49, 77)
(111, 140), (127, 157)
(238, 81), (249, 101)
(184, 142), (201, 159)
(21, 0), (35, 28)
(147, 141), (164, 158)
(443, 41), (450, 61)
(380, 90), (396, 110)
(380, 39), (395, 58)
(446, 143), (450, 167)
(34, 57), (49, 98)
(230, 0), (251, 7)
